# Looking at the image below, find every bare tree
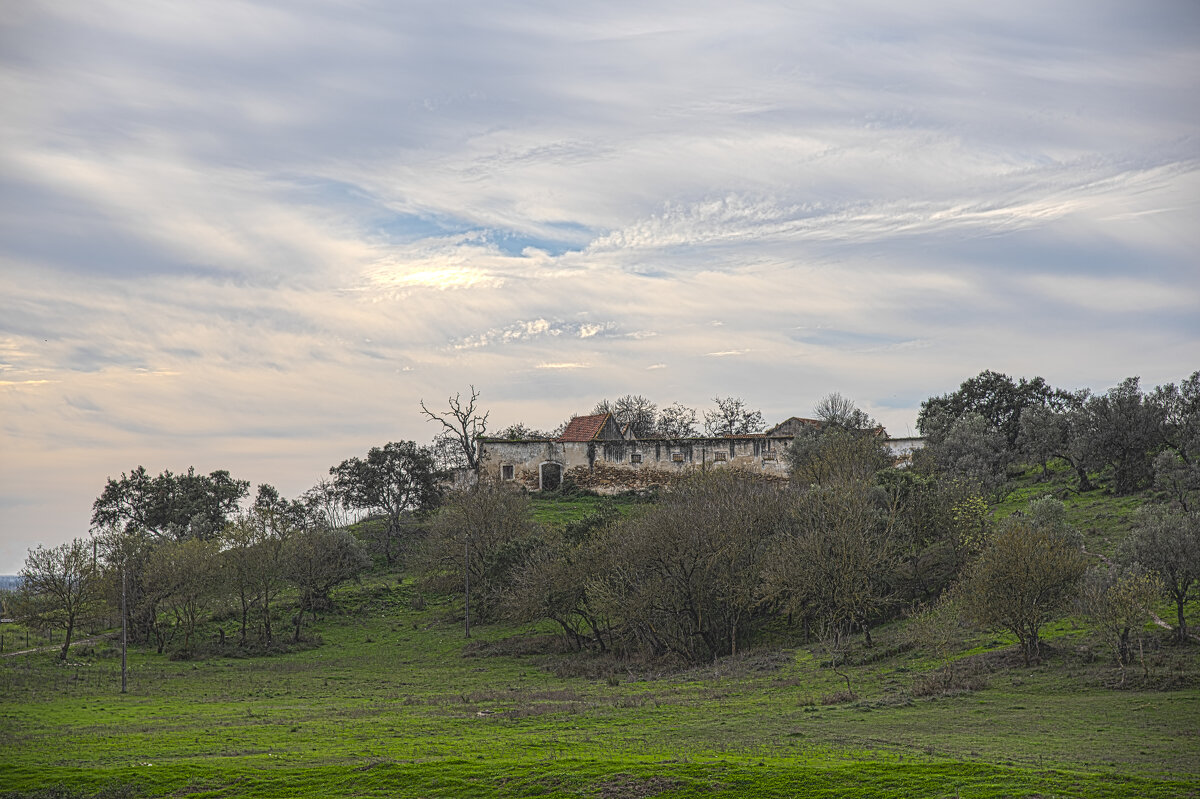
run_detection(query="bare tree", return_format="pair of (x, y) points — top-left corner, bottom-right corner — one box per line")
(418, 480), (540, 622)
(614, 395), (658, 438)
(420, 386), (489, 473)
(302, 478), (351, 530)
(656, 402), (699, 438)
(703, 396), (765, 436)
(285, 527), (370, 640)
(588, 471), (785, 662)
(145, 537), (223, 654)
(592, 395), (658, 438)
(763, 481), (898, 649)
(814, 392), (877, 430)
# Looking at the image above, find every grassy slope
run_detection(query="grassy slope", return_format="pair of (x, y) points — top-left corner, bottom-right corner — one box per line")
(2, 487), (1199, 798)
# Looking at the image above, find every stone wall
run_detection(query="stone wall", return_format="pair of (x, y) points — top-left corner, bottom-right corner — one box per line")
(479, 434), (793, 491)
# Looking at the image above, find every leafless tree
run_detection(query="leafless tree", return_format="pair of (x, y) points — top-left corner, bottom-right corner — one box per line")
(814, 392), (877, 430)
(420, 386), (489, 473)
(656, 402), (699, 438)
(703, 396), (765, 436)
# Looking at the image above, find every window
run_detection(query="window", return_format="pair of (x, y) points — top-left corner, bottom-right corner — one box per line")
(672, 452), (685, 462)
(630, 453), (643, 464)
(501, 464), (514, 480)
(713, 451), (727, 462)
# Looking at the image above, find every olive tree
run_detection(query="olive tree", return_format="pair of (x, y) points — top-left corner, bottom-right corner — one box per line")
(922, 412), (1011, 499)
(1121, 505), (1200, 642)
(1079, 565), (1162, 679)
(959, 499), (1088, 664)
(1079, 377), (1161, 495)
(330, 441), (442, 566)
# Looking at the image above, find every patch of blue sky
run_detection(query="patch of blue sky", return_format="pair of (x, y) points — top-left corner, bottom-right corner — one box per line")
(486, 220), (592, 257)
(488, 230), (576, 257)
(370, 210), (473, 242)
(286, 176), (471, 242)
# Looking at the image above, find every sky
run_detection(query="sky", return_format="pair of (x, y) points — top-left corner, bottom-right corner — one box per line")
(1, 0), (1198, 573)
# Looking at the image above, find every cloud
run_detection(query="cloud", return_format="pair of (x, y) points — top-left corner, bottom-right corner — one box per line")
(1, 0), (1198, 571)
(452, 319), (619, 350)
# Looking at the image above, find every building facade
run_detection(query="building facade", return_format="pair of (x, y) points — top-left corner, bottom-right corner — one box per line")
(477, 411), (924, 493)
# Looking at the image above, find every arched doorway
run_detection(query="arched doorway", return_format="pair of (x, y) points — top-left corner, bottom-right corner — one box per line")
(539, 462), (563, 492)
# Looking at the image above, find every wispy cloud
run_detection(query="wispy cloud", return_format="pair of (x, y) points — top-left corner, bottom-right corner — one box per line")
(1, 0), (1197, 571)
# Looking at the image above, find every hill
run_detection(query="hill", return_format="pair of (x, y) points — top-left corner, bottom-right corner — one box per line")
(0, 472), (1197, 798)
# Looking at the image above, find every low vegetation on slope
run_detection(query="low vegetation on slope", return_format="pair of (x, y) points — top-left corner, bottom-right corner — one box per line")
(3, 371), (1198, 797)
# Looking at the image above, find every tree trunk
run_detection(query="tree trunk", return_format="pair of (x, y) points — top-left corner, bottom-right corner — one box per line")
(239, 593), (249, 646)
(59, 619), (74, 661)
(1074, 463), (1093, 492)
(1176, 595), (1189, 643)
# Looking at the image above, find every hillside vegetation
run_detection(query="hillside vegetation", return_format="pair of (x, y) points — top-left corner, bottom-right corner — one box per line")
(3, 470), (1199, 799)
(3, 372), (1198, 797)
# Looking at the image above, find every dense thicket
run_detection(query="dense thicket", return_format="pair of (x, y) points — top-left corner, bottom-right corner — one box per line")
(920, 370), (1200, 503)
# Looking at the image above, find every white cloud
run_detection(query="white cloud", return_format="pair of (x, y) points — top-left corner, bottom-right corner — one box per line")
(1, 0), (1198, 571)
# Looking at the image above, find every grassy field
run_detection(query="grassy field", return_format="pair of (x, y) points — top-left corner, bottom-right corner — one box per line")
(3, 573), (1198, 798)
(3, 486), (1198, 798)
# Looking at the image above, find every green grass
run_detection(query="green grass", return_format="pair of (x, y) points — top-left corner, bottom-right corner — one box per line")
(4, 475), (1197, 798)
(994, 462), (1147, 557)
(3, 575), (1198, 799)
(527, 493), (644, 528)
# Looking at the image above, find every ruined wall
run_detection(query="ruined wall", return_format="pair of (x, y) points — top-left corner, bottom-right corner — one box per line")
(479, 435), (792, 491)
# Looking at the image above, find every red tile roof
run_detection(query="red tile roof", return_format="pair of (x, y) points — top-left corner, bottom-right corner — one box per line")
(557, 412), (612, 442)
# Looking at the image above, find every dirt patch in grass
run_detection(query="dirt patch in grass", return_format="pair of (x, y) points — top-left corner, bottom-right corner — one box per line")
(594, 774), (683, 798)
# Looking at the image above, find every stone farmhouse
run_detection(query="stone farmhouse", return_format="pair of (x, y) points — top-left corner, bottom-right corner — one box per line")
(477, 412), (923, 493)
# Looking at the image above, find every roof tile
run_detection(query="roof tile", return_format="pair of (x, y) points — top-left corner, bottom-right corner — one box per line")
(557, 413), (612, 442)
